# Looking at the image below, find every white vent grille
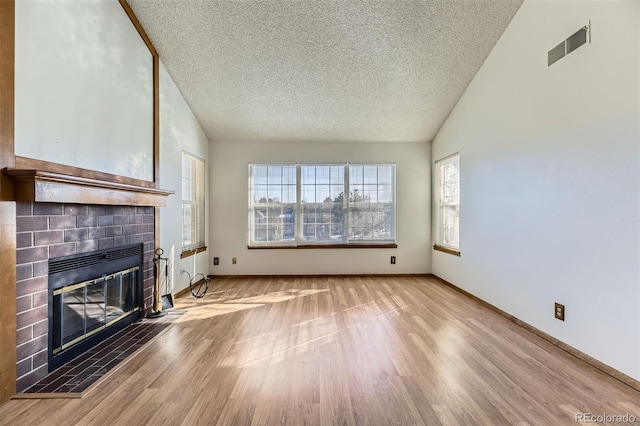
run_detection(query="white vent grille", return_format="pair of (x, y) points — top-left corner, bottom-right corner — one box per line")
(548, 22), (590, 66)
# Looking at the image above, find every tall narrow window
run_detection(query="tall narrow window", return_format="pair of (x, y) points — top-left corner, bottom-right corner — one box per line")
(348, 164), (395, 243)
(301, 165), (345, 243)
(434, 153), (460, 255)
(249, 164), (297, 244)
(182, 153), (205, 252)
(248, 163), (395, 247)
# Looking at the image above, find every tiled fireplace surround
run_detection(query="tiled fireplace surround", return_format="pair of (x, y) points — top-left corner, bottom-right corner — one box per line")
(14, 202), (156, 392)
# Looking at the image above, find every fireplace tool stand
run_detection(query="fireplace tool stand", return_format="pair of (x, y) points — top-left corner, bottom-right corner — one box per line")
(148, 248), (170, 318)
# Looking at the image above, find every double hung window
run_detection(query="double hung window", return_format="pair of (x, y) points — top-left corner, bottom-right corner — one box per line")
(433, 153), (460, 255)
(182, 152), (206, 252)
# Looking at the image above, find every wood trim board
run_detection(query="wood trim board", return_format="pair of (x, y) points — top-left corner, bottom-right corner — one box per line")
(0, 0), (16, 404)
(433, 244), (461, 256)
(14, 157), (158, 189)
(248, 244), (398, 250)
(4, 169), (172, 207)
(207, 274), (431, 279)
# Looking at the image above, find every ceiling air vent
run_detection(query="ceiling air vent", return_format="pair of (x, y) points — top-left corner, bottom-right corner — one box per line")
(548, 21), (590, 66)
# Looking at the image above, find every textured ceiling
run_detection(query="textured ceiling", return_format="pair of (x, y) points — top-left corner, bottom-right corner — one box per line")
(129, 0), (523, 143)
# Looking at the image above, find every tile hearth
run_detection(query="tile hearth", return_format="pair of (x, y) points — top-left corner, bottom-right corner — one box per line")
(19, 315), (179, 396)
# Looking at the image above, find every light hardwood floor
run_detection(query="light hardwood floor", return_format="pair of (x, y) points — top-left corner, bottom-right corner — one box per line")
(2, 276), (639, 425)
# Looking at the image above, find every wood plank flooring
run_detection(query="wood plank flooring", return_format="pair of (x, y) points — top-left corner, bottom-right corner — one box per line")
(1, 276), (639, 425)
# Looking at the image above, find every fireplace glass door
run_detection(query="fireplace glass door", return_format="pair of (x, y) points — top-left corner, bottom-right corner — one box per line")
(52, 267), (140, 355)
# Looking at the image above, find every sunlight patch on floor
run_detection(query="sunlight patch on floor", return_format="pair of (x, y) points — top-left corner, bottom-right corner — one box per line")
(175, 288), (330, 322)
(176, 303), (266, 321)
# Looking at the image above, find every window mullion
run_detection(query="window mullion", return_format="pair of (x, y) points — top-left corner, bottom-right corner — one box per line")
(248, 164), (253, 246)
(343, 163), (349, 244)
(295, 164), (302, 246)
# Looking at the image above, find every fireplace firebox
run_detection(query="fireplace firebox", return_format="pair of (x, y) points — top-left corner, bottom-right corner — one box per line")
(48, 244), (144, 371)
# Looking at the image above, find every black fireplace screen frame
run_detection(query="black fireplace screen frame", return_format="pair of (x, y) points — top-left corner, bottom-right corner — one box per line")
(47, 243), (144, 371)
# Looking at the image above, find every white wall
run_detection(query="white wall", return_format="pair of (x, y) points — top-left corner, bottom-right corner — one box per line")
(158, 62), (210, 295)
(210, 140), (431, 275)
(15, 0), (154, 181)
(432, 0), (640, 380)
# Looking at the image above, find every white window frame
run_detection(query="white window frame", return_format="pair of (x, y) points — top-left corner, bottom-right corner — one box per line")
(182, 152), (206, 252)
(248, 163), (396, 247)
(248, 164), (298, 247)
(433, 153), (460, 255)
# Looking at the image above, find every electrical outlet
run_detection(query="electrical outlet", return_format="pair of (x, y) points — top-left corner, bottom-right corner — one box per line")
(391, 256), (396, 264)
(213, 257), (219, 266)
(232, 257), (237, 265)
(555, 303), (565, 321)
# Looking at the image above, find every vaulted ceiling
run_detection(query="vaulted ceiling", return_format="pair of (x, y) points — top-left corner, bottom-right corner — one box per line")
(129, 0), (523, 143)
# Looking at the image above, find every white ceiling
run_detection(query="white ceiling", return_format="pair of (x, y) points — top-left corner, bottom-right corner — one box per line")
(129, 0), (523, 143)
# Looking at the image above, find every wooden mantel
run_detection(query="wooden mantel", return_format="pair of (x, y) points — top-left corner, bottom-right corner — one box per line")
(4, 169), (173, 207)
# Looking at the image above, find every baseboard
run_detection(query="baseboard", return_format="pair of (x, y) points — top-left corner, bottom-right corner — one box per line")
(208, 273), (431, 279)
(173, 286), (191, 299)
(428, 274), (640, 393)
(173, 276), (215, 299)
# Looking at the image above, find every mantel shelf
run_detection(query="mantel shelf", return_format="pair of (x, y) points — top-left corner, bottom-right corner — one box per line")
(3, 169), (173, 207)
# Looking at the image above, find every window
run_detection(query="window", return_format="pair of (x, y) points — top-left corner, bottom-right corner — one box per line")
(434, 153), (460, 255)
(250, 164), (297, 244)
(182, 152), (205, 253)
(249, 163), (395, 247)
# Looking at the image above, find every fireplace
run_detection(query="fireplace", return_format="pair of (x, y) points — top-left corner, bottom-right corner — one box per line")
(15, 202), (156, 391)
(48, 244), (143, 370)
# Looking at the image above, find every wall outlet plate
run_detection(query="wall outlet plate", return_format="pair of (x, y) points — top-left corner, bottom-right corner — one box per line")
(213, 257), (219, 265)
(232, 257), (237, 265)
(391, 256), (396, 264)
(555, 303), (565, 321)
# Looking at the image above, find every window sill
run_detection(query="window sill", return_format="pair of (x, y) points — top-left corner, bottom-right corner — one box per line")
(433, 245), (460, 257)
(248, 244), (397, 250)
(180, 246), (207, 259)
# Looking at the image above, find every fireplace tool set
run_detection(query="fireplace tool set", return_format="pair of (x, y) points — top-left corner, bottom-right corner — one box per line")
(148, 248), (172, 318)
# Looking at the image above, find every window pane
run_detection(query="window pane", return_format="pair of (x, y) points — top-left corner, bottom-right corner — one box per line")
(267, 185), (282, 203)
(378, 166), (392, 184)
(330, 185), (343, 200)
(350, 186), (364, 203)
(253, 185), (268, 203)
(282, 184), (296, 203)
(317, 185), (330, 203)
(364, 165), (378, 184)
(316, 166), (330, 183)
(254, 225), (267, 242)
(182, 203), (193, 247)
(378, 184), (392, 203)
(284, 166), (296, 185)
(349, 165), (363, 185)
(363, 184), (378, 203)
(303, 166), (315, 182)
(253, 165), (268, 184)
(330, 166), (344, 183)
(268, 166), (282, 184)
(302, 185), (315, 203)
